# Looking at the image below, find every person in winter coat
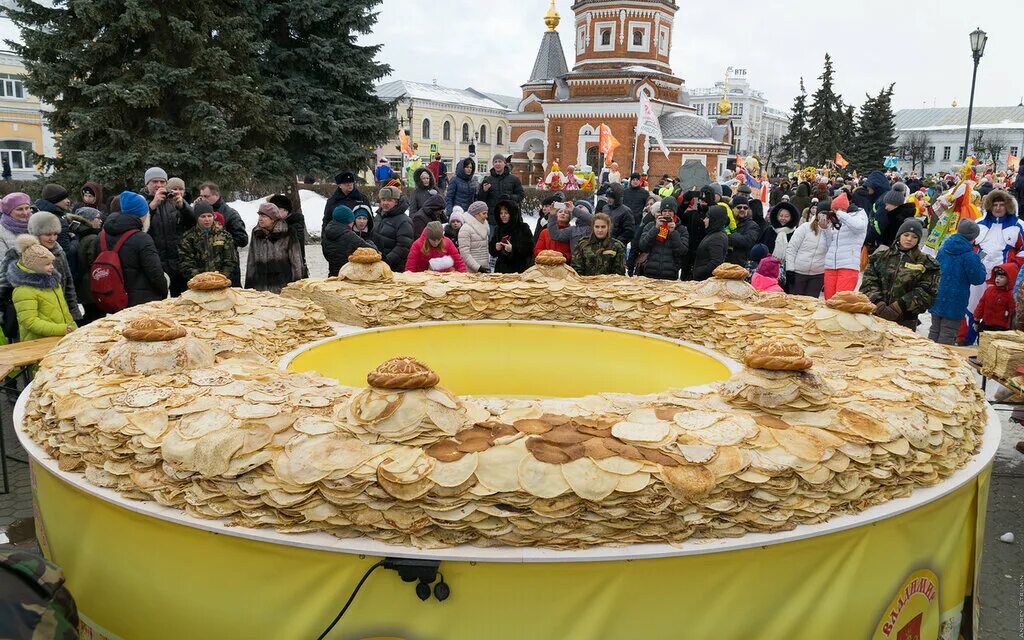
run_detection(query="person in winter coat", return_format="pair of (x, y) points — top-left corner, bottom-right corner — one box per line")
(572, 213), (626, 276)
(322, 205), (375, 277)
(445, 209), (464, 248)
(73, 181), (107, 215)
(532, 193), (565, 242)
(489, 199), (534, 273)
(751, 255), (784, 293)
(459, 201), (492, 273)
(965, 189), (1024, 343)
(245, 202), (304, 293)
(178, 202), (239, 282)
(726, 196), (761, 265)
(411, 167), (441, 216)
(140, 167), (195, 296)
(678, 192), (706, 280)
(195, 182), (249, 280)
(629, 196), (661, 275)
(637, 206), (687, 280)
(862, 170), (893, 249)
(760, 202), (799, 262)
(35, 183), (78, 278)
(973, 262), (1017, 333)
(929, 219), (987, 344)
(406, 221), (467, 273)
(0, 209), (82, 325)
(0, 192), (32, 256)
(477, 155), (524, 225)
(868, 182), (915, 251)
(321, 171), (370, 228)
(692, 205), (731, 281)
(372, 186), (415, 272)
(785, 209), (830, 298)
(790, 182), (812, 219)
(9, 236), (75, 342)
(822, 193), (869, 299)
(68, 207), (102, 323)
(266, 194), (309, 279)
(860, 218), (940, 331)
(547, 200), (594, 256)
(445, 158), (479, 215)
(352, 205), (374, 242)
(603, 183), (636, 247)
(623, 173), (650, 226)
(411, 194), (447, 240)
(97, 191), (168, 308)
(535, 202), (572, 263)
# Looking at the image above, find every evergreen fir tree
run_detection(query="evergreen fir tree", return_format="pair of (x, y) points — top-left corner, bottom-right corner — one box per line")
(837, 104), (856, 169)
(851, 85), (897, 173)
(782, 77), (809, 164)
(259, 0), (394, 190)
(7, 0), (283, 191)
(805, 54), (844, 166)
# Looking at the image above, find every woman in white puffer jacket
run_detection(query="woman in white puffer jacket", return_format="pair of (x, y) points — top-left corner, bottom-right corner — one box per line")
(822, 192), (868, 300)
(785, 211), (830, 298)
(458, 201), (492, 273)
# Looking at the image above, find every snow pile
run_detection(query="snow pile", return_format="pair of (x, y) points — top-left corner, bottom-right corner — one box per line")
(228, 190), (328, 240)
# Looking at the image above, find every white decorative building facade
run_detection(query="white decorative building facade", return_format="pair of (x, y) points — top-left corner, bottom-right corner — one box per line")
(894, 106), (1024, 175)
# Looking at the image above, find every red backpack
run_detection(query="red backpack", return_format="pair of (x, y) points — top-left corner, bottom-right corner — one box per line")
(90, 229), (138, 313)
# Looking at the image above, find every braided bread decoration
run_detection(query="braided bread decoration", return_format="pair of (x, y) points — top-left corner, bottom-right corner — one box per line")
(826, 291), (876, 314)
(535, 250), (567, 267)
(367, 357), (440, 390)
(122, 318), (187, 342)
(712, 263), (749, 280)
(743, 338), (813, 371)
(349, 248), (383, 265)
(187, 272), (231, 291)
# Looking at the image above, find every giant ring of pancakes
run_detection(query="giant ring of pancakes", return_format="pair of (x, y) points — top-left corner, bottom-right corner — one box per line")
(21, 251), (987, 550)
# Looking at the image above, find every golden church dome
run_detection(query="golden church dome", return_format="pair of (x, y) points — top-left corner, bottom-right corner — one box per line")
(544, 0), (560, 31)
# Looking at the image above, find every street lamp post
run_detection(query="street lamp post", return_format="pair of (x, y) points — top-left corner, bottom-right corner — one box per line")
(963, 27), (987, 161)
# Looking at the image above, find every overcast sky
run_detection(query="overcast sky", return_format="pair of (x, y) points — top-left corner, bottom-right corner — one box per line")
(367, 0), (1024, 112)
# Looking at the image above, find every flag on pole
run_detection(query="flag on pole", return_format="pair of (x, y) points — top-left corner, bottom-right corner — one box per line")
(835, 152), (849, 169)
(1008, 153), (1020, 171)
(636, 92), (671, 159)
(598, 124), (620, 164)
(735, 154), (746, 169)
(399, 129), (414, 158)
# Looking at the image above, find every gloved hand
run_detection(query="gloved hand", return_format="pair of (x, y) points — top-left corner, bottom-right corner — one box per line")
(875, 302), (902, 322)
(476, 267), (490, 274)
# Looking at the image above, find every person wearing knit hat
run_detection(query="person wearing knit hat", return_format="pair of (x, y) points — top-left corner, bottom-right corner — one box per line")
(444, 207), (464, 248)
(166, 177), (185, 197)
(351, 204), (373, 241)
(458, 200), (492, 273)
(140, 167), (191, 296)
(0, 192), (32, 255)
(178, 201), (238, 283)
(635, 197), (687, 280)
(861, 214), (940, 330)
(246, 198), (305, 293)
(144, 167), (168, 186)
(74, 181), (106, 215)
(751, 255), (784, 293)
(928, 218), (987, 345)
(405, 219), (466, 274)
(90, 190), (167, 309)
(8, 234), (76, 342)
(871, 182), (916, 250)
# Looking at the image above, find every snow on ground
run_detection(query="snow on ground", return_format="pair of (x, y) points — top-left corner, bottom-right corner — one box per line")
(228, 190), (328, 240)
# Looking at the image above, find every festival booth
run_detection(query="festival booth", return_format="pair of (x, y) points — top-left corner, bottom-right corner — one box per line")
(15, 256), (997, 639)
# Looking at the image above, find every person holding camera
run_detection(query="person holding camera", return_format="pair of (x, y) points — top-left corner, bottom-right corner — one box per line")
(140, 167), (194, 296)
(784, 206), (830, 298)
(637, 203), (688, 280)
(821, 192), (868, 300)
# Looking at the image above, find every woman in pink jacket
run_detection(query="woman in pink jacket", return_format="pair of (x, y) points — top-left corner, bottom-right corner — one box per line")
(405, 221), (467, 273)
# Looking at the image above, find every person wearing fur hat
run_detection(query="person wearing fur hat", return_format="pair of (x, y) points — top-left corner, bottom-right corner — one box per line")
(0, 209), (82, 325)
(785, 206), (830, 298)
(178, 203), (239, 282)
(73, 181), (107, 215)
(373, 186), (414, 272)
(96, 191), (168, 309)
(929, 219), (987, 344)
(406, 221), (466, 273)
(8, 235), (76, 342)
(751, 255), (784, 293)
(534, 202), (572, 264)
(489, 199), (534, 273)
(322, 171), (369, 229)
(444, 208), (464, 248)
(760, 202), (799, 264)
(446, 158), (479, 216)
(860, 218), (940, 330)
(322, 204), (375, 277)
(411, 193), (446, 240)
(0, 192), (33, 256)
(459, 201), (492, 273)
(267, 194), (308, 278)
(139, 167), (195, 296)
(245, 202), (304, 293)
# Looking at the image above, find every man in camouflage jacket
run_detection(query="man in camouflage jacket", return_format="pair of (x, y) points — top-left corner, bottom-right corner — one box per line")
(860, 218), (940, 331)
(178, 203), (239, 282)
(0, 550), (79, 639)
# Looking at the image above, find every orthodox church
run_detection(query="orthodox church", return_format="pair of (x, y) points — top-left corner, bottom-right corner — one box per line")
(509, 0), (732, 186)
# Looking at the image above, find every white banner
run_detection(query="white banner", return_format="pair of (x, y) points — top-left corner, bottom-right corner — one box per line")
(637, 93), (671, 159)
